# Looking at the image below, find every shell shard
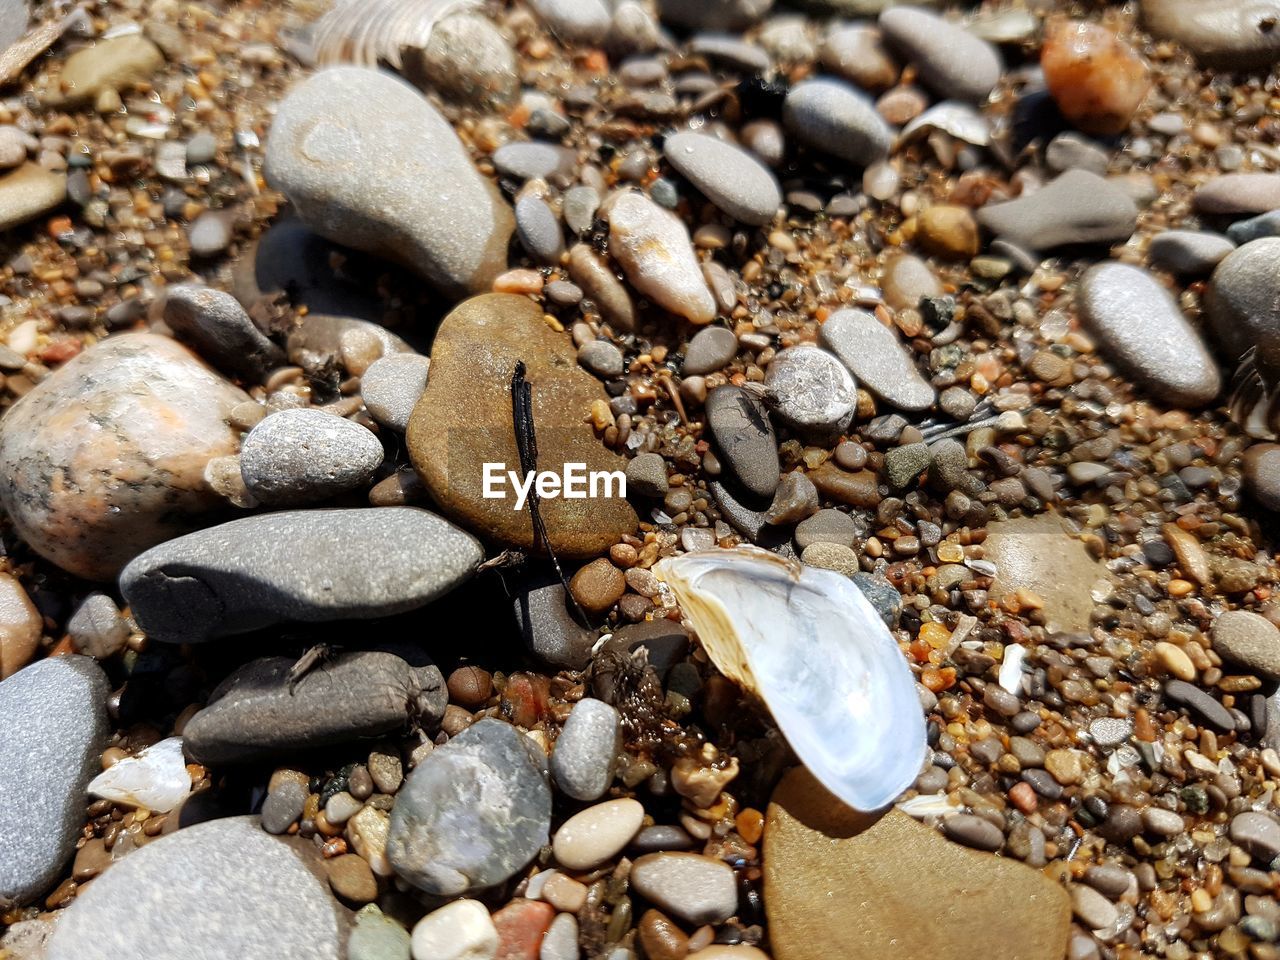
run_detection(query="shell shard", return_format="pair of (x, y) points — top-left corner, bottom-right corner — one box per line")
(292, 0), (481, 69)
(654, 547), (927, 812)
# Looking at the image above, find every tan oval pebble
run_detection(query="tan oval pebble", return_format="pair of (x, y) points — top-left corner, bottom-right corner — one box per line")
(603, 190), (716, 324)
(691, 948), (772, 959)
(0, 573), (41, 679)
(552, 797), (644, 871)
(628, 852), (738, 925)
(1154, 641), (1195, 681)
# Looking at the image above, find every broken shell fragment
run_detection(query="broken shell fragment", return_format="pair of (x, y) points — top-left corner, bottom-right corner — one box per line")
(653, 546), (927, 812)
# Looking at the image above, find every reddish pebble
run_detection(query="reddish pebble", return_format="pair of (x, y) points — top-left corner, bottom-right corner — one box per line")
(1041, 20), (1150, 136)
(39, 338), (82, 364)
(501, 672), (551, 728)
(492, 898), (555, 960)
(1009, 780), (1038, 814)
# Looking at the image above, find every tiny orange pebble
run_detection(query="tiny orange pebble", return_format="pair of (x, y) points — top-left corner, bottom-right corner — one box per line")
(735, 808), (764, 845)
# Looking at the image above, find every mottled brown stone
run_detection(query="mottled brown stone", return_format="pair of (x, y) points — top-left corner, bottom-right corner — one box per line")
(765, 767), (1071, 960)
(984, 512), (1107, 633)
(0, 333), (250, 580)
(406, 294), (637, 558)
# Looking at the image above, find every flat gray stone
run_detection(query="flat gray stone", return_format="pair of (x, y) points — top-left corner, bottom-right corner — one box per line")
(264, 66), (513, 299)
(976, 170), (1137, 251)
(782, 78), (892, 168)
(1142, 0), (1280, 67)
(0, 657), (109, 906)
(184, 651), (446, 765)
(1230, 811), (1280, 862)
(879, 6), (1002, 102)
(493, 141), (575, 182)
(388, 719), (551, 895)
(360, 353), (430, 432)
(44, 817), (347, 960)
(240, 409), (384, 506)
(1205, 238), (1280, 361)
(1164, 679), (1235, 732)
(120, 507), (481, 643)
(764, 345), (856, 441)
(629, 853), (738, 925)
(1211, 610), (1280, 681)
(818, 308), (935, 411)
(684, 326), (738, 375)
(1077, 263), (1220, 407)
(1195, 173), (1280, 215)
(705, 385), (780, 499)
(664, 132), (781, 226)
(162, 284), (285, 381)
(687, 34), (772, 74)
(794, 508), (861, 550)
(512, 579), (596, 669)
(578, 339), (624, 379)
(551, 698), (621, 801)
(1227, 209), (1280, 245)
(1148, 229), (1235, 275)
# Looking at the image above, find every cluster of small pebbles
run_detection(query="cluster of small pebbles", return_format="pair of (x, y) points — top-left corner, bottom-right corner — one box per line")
(5, 0), (1280, 959)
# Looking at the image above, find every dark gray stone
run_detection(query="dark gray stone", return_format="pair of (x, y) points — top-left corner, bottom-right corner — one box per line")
(184, 651), (446, 765)
(513, 579), (597, 669)
(388, 719), (551, 895)
(705, 385), (780, 499)
(851, 572), (901, 627)
(604, 620), (691, 678)
(162, 284), (284, 381)
(1165, 679), (1235, 732)
(0, 657), (109, 906)
(120, 508), (481, 643)
(1148, 229), (1235, 275)
(261, 780), (309, 835)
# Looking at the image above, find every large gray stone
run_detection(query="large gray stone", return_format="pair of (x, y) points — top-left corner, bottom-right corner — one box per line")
(977, 170), (1137, 252)
(184, 651), (446, 765)
(879, 6), (1002, 102)
(1077, 263), (1220, 407)
(388, 719), (551, 895)
(818, 308), (934, 411)
(239, 408), (384, 506)
(1206, 238), (1280, 362)
(551, 698), (621, 801)
(782, 78), (892, 168)
(44, 817), (347, 960)
(0, 657), (109, 906)
(1142, 0), (1280, 67)
(264, 66), (513, 299)
(119, 507), (482, 643)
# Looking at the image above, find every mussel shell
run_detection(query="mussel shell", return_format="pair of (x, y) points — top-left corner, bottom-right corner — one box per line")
(303, 0), (481, 69)
(654, 546), (927, 812)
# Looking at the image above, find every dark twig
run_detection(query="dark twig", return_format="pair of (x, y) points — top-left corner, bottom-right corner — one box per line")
(511, 361), (589, 625)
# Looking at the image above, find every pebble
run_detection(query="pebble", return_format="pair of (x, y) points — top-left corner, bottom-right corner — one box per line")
(562, 186), (600, 236)
(553, 798), (645, 870)
(493, 144), (574, 183)
(0, 573), (40, 680)
(0, 161), (64, 230)
(1245, 443), (1280, 511)
(349, 905), (412, 960)
(663, 132), (781, 226)
(265, 67), (513, 298)
(52, 34), (164, 106)
(288, 312), (412, 376)
(782, 78), (892, 168)
(879, 7), (1002, 102)
(1211, 610), (1280, 680)
(766, 471), (820, 525)
(794, 508), (860, 550)
(0, 333), (249, 580)
(578, 340), (625, 379)
(513, 579), (597, 669)
(626, 452), (669, 497)
(162, 284), (285, 381)
(528, 0), (612, 43)
(87, 736), (190, 812)
(388, 719), (551, 896)
(1164, 679), (1235, 732)
(261, 779), (309, 835)
(917, 205), (980, 259)
(183, 650), (445, 765)
(1205, 238), (1280, 361)
(818, 308), (935, 411)
(551, 698), (622, 801)
(684, 326), (738, 375)
(49, 818), (344, 959)
(1041, 20), (1150, 136)
(239, 408), (384, 506)
(820, 24), (898, 92)
(0, 126), (28, 170)
(1230, 811), (1280, 862)
(360, 353), (431, 432)
(657, 0), (771, 31)
(407, 295), (636, 558)
(515, 194), (565, 265)
(885, 442), (931, 489)
(1142, 0), (1280, 66)
(1141, 807), (1184, 837)
(603, 190), (716, 324)
(540, 913), (578, 960)
(1045, 132), (1110, 175)
(1148, 229), (1235, 275)
(881, 252), (943, 311)
(1154, 642), (1196, 680)
(568, 244), (637, 332)
(977, 170), (1137, 251)
(1071, 884), (1120, 931)
(1076, 263), (1220, 407)
(765, 768), (1070, 960)
(706, 385), (781, 499)
(764, 345), (856, 441)
(408, 12), (517, 108)
(121, 507), (481, 643)
(1196, 173), (1280, 215)
(943, 813), (1004, 851)
(629, 853), (739, 926)
(0, 657), (108, 906)
(985, 513), (1106, 633)
(187, 210), (234, 257)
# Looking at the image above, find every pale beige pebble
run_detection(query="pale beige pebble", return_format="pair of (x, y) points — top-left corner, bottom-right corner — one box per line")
(0, 163), (66, 231)
(410, 899), (498, 960)
(1044, 748), (1088, 786)
(603, 190), (716, 324)
(0, 573), (41, 679)
(628, 853), (738, 926)
(691, 949), (772, 959)
(53, 34), (164, 106)
(672, 755), (740, 808)
(346, 805), (393, 876)
(567, 243), (637, 332)
(1162, 522), (1211, 585)
(552, 797), (645, 871)
(1154, 641), (1196, 681)
(1261, 748), (1280, 779)
(542, 871), (588, 913)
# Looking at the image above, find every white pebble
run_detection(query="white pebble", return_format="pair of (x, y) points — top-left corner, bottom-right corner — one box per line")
(604, 190), (716, 324)
(87, 737), (191, 813)
(411, 899), (498, 960)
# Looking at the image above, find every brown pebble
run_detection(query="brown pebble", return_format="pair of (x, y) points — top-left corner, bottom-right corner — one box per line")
(917, 205), (980, 259)
(639, 909), (690, 960)
(72, 838), (110, 881)
(569, 557), (626, 615)
(448, 664), (494, 707)
(325, 853), (377, 903)
(1041, 20), (1150, 136)
(0, 572), (42, 680)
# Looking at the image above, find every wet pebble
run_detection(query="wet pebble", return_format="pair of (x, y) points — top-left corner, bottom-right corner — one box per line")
(553, 798), (644, 870)
(629, 853), (739, 926)
(604, 190), (716, 324)
(942, 814), (1004, 852)
(578, 340), (624, 379)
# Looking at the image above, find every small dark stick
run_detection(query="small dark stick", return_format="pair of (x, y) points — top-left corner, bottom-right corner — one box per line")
(511, 361), (589, 626)
(288, 643), (339, 692)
